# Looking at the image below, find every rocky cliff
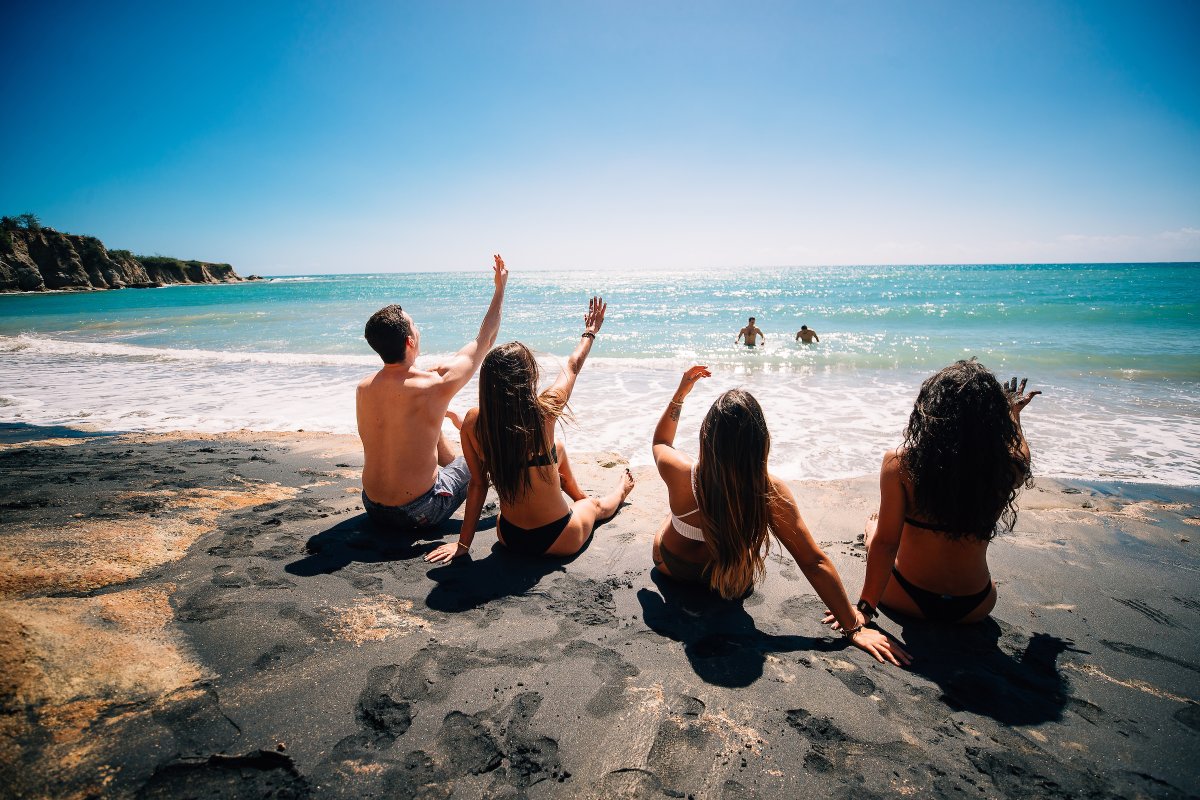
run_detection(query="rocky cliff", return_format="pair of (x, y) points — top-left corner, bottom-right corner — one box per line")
(0, 227), (251, 292)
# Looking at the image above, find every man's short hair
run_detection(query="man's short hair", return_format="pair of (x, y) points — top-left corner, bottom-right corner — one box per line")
(801, 325), (808, 330)
(365, 305), (412, 364)
(749, 317), (756, 323)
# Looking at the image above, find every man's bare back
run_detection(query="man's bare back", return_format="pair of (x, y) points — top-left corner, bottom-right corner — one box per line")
(357, 256), (508, 512)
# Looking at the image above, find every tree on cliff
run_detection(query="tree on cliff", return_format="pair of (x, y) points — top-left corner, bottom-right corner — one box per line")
(2, 214), (42, 232)
(17, 213), (42, 231)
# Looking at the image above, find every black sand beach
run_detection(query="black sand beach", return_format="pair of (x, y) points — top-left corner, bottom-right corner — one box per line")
(1, 426), (1198, 798)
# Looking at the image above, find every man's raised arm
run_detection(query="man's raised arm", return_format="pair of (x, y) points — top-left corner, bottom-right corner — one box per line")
(437, 254), (509, 393)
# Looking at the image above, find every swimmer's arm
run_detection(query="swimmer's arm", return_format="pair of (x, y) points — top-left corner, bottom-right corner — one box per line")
(859, 450), (905, 608)
(813, 333), (819, 342)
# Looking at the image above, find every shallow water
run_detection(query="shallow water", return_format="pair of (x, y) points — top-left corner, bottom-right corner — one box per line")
(2, 264), (1197, 484)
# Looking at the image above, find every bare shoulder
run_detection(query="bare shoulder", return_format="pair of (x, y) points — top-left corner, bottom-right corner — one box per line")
(357, 370), (382, 394)
(654, 446), (692, 475)
(768, 475), (800, 513)
(881, 448), (903, 474)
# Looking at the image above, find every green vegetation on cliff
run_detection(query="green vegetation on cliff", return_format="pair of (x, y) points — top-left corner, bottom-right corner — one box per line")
(0, 214), (248, 292)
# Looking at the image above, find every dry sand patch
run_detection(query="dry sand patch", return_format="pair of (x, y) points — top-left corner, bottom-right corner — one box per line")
(0, 482), (296, 599)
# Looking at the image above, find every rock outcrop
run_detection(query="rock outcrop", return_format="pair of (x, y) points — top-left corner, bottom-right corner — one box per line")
(0, 227), (250, 292)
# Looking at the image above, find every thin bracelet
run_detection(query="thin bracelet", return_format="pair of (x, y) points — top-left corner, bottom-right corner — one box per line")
(581, 332), (595, 339)
(668, 399), (684, 406)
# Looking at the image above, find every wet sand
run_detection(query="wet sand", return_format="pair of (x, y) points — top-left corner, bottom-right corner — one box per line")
(1, 425), (1197, 799)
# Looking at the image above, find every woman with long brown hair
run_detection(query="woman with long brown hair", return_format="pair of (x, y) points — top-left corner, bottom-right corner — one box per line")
(834, 360), (1039, 627)
(652, 366), (909, 666)
(425, 297), (634, 562)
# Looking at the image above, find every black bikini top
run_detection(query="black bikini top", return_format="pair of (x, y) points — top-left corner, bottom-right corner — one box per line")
(904, 516), (990, 536)
(527, 444), (558, 468)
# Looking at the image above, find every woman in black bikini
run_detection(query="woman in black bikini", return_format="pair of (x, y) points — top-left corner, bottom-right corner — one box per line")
(834, 360), (1040, 627)
(652, 365), (910, 666)
(424, 297), (634, 563)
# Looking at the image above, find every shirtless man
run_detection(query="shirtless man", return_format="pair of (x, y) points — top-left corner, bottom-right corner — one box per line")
(736, 317), (765, 348)
(356, 254), (508, 532)
(795, 325), (820, 344)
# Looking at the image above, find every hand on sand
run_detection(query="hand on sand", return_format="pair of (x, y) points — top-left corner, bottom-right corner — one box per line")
(850, 627), (911, 667)
(676, 365), (711, 397)
(492, 254), (508, 290)
(1004, 376), (1041, 416)
(583, 296), (607, 335)
(822, 609), (912, 667)
(424, 541), (468, 564)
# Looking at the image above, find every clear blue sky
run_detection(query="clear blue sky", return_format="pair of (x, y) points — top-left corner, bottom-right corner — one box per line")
(3, 1), (1198, 272)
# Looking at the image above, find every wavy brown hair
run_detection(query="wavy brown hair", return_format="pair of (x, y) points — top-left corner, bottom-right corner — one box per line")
(476, 342), (567, 504)
(900, 360), (1032, 540)
(695, 389), (773, 600)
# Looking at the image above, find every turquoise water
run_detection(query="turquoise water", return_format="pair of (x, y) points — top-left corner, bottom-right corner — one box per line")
(2, 264), (1198, 483)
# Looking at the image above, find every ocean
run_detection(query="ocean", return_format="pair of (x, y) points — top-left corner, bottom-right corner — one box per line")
(2, 264), (1198, 485)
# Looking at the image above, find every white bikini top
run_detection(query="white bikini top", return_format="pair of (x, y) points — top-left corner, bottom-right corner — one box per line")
(670, 465), (706, 542)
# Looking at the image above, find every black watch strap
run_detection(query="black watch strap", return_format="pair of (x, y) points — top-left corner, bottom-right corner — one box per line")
(856, 599), (877, 620)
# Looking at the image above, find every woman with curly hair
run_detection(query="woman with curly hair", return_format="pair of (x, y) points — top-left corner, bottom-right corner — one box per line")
(425, 297), (634, 563)
(652, 366), (910, 666)
(838, 360), (1040, 626)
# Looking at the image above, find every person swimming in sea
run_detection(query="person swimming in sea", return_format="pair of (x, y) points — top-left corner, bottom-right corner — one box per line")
(736, 317), (765, 348)
(795, 325), (819, 344)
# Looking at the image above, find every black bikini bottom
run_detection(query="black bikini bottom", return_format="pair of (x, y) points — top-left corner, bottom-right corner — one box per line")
(498, 510), (572, 556)
(654, 542), (710, 584)
(890, 567), (992, 623)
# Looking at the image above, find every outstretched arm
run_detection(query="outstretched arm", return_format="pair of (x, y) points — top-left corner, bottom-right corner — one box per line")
(545, 296), (605, 405)
(772, 481), (910, 666)
(435, 255), (509, 395)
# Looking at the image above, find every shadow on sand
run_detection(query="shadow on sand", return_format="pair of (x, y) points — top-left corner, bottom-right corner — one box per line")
(892, 611), (1079, 725)
(285, 513), (496, 577)
(637, 570), (842, 688)
(423, 533), (592, 614)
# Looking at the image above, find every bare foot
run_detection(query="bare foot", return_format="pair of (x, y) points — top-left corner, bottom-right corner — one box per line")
(620, 468), (635, 501)
(445, 410), (463, 430)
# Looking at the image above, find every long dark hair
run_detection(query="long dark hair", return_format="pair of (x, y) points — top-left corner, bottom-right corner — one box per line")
(695, 389), (773, 600)
(476, 342), (567, 504)
(900, 360), (1032, 539)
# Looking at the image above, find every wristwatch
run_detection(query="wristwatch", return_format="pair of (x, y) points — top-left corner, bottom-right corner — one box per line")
(856, 599), (877, 621)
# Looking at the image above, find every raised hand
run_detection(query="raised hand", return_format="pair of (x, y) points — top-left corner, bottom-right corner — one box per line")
(1004, 376), (1041, 416)
(493, 254), (508, 290)
(583, 296), (607, 335)
(676, 365), (712, 398)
